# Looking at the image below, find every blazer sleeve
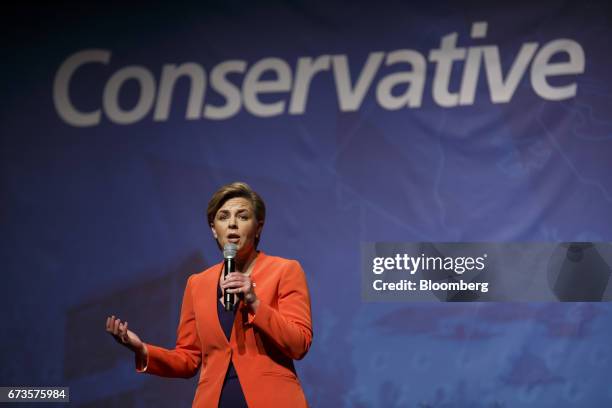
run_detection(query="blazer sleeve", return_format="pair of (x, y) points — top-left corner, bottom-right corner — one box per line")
(136, 274), (202, 378)
(248, 260), (313, 360)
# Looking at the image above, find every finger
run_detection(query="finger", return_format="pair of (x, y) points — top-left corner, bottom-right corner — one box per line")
(228, 285), (247, 293)
(225, 281), (245, 289)
(120, 322), (128, 342)
(222, 276), (237, 286)
(228, 274), (248, 283)
(107, 316), (116, 332)
(114, 318), (121, 335)
(225, 279), (241, 286)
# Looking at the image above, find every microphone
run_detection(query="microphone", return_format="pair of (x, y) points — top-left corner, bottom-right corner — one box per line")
(223, 243), (237, 311)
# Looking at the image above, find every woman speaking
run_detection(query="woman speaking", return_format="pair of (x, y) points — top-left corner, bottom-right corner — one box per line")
(105, 182), (313, 407)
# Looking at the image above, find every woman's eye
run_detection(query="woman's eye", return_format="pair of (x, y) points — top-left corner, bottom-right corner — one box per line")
(239, 215), (249, 220)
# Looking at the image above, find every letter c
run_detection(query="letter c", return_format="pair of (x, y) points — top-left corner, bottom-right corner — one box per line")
(373, 280), (382, 290)
(53, 49), (111, 127)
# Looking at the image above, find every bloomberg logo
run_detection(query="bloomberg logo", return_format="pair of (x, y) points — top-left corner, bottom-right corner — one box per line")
(53, 22), (585, 127)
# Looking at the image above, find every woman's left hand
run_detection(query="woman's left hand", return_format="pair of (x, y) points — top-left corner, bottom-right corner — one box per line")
(221, 272), (258, 307)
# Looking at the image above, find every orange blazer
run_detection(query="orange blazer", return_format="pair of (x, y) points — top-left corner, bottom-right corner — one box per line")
(138, 252), (313, 407)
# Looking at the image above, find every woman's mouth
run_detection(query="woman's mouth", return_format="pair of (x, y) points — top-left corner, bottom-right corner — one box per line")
(227, 234), (240, 243)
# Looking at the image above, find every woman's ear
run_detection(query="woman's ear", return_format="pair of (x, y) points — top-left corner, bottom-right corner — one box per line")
(211, 224), (218, 239)
(256, 221), (264, 238)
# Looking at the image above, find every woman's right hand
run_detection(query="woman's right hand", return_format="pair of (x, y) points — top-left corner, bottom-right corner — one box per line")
(105, 315), (145, 355)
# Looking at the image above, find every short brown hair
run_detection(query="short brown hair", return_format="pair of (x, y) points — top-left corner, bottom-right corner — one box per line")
(207, 182), (266, 244)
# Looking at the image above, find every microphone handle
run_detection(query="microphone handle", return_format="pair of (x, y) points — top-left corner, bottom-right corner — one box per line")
(224, 257), (235, 311)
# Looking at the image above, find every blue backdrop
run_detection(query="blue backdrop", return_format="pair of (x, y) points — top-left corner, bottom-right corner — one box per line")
(2, 1), (612, 406)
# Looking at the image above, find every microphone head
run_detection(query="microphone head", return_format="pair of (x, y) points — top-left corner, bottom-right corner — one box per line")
(223, 243), (238, 258)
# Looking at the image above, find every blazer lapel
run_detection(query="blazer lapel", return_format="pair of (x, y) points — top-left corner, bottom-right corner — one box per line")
(203, 263), (230, 347)
(232, 251), (266, 352)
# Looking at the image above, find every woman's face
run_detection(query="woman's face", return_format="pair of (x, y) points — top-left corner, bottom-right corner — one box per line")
(211, 197), (262, 257)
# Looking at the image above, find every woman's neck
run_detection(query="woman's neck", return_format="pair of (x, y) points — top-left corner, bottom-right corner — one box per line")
(235, 249), (258, 272)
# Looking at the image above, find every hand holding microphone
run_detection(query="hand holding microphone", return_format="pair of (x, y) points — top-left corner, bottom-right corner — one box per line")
(223, 243), (237, 311)
(221, 243), (258, 310)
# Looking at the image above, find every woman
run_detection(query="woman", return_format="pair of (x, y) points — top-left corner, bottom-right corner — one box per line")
(105, 182), (313, 407)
